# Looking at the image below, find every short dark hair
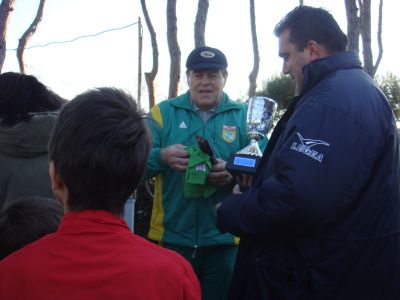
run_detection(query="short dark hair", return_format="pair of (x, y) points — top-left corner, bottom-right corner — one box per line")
(0, 72), (66, 126)
(0, 197), (63, 260)
(48, 87), (151, 215)
(274, 6), (348, 53)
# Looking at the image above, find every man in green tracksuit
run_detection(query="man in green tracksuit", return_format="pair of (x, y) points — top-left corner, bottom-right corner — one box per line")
(145, 46), (248, 300)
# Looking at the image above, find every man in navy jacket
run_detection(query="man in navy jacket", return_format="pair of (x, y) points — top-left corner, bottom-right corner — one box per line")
(217, 6), (400, 300)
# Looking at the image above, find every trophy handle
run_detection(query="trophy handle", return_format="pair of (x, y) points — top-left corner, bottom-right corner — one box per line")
(237, 139), (262, 156)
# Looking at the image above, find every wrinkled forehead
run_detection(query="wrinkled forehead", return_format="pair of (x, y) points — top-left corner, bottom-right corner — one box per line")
(188, 69), (227, 78)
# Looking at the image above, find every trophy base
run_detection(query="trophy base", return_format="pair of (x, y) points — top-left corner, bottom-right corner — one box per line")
(226, 153), (261, 175)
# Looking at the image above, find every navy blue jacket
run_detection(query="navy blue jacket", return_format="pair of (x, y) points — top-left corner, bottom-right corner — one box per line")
(217, 52), (400, 300)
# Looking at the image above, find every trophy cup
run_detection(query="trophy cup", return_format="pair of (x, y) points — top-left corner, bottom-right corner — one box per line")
(226, 96), (277, 175)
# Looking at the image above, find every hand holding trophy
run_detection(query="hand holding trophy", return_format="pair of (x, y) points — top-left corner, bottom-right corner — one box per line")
(226, 96), (277, 175)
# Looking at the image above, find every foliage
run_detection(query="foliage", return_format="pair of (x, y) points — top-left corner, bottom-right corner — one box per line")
(375, 72), (400, 122)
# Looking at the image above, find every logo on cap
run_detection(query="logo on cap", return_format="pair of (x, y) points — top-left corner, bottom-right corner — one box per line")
(200, 51), (216, 59)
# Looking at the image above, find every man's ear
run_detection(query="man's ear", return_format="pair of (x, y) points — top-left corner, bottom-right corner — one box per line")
(221, 71), (228, 87)
(49, 161), (68, 209)
(306, 40), (326, 61)
(186, 71), (191, 86)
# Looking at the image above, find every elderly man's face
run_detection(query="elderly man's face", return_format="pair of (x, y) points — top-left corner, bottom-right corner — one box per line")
(187, 69), (227, 111)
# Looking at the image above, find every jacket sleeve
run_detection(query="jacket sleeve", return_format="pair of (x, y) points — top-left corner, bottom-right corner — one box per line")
(144, 105), (169, 179)
(217, 101), (377, 238)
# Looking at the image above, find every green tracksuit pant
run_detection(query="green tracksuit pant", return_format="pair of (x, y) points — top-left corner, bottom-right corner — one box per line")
(163, 243), (238, 300)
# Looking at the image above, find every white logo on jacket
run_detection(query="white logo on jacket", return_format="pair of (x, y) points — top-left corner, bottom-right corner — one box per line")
(290, 132), (330, 162)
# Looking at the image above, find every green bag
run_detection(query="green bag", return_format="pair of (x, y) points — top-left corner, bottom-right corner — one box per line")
(183, 146), (217, 198)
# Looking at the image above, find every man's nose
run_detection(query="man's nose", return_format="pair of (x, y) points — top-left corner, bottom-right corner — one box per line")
(199, 74), (211, 84)
(282, 62), (289, 75)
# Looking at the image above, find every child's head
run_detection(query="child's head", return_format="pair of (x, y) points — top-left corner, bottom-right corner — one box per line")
(0, 197), (63, 260)
(48, 87), (151, 215)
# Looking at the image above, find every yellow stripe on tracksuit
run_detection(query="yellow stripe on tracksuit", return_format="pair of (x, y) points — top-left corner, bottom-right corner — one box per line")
(150, 105), (163, 127)
(148, 105), (165, 241)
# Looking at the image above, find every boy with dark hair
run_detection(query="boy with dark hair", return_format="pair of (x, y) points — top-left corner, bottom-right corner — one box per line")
(0, 87), (200, 300)
(0, 197), (63, 260)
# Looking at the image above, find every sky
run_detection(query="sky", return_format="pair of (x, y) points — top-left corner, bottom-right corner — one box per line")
(3, 0), (399, 111)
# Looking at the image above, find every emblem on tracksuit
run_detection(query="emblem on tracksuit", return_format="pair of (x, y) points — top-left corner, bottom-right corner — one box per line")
(222, 125), (237, 143)
(290, 132), (329, 162)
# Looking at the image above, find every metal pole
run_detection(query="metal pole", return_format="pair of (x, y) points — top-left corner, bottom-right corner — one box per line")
(137, 17), (143, 108)
(124, 190), (137, 233)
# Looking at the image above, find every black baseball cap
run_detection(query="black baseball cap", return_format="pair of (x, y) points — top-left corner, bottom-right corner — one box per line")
(186, 46), (228, 71)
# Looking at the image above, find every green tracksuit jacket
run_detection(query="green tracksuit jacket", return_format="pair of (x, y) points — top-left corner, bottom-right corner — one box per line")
(145, 91), (248, 247)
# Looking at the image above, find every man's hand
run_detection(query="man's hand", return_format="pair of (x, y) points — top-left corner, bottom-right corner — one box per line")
(160, 144), (189, 171)
(236, 174), (253, 188)
(232, 183), (242, 194)
(207, 158), (234, 186)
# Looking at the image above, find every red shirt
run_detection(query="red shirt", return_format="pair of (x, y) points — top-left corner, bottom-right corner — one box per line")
(0, 210), (200, 300)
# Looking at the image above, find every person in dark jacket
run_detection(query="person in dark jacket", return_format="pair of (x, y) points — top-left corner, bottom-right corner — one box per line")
(0, 72), (66, 209)
(217, 6), (400, 300)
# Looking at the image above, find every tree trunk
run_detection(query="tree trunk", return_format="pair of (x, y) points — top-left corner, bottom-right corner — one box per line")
(167, 0), (180, 99)
(373, 0), (383, 76)
(137, 17), (143, 109)
(344, 0), (383, 77)
(344, 0), (360, 53)
(359, 0), (374, 76)
(0, 0), (16, 72)
(140, 0), (159, 109)
(17, 0), (45, 74)
(359, 0), (383, 77)
(248, 0), (259, 97)
(194, 0), (208, 47)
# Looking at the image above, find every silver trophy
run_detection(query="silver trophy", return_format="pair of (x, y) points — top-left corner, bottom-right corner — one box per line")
(226, 96), (277, 174)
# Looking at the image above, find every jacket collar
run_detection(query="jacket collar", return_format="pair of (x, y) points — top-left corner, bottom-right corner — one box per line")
(302, 51), (362, 94)
(59, 210), (128, 234)
(170, 91), (242, 113)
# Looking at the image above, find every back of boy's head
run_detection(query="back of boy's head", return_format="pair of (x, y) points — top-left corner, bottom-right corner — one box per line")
(0, 197), (63, 260)
(48, 87), (151, 215)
